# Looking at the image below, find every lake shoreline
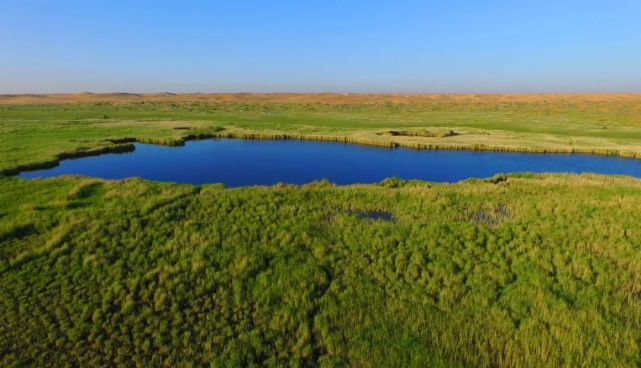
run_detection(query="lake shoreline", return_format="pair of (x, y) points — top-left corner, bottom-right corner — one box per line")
(5, 128), (641, 178)
(15, 135), (641, 186)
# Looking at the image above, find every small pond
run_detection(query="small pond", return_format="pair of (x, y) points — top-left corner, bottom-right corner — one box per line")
(18, 139), (641, 186)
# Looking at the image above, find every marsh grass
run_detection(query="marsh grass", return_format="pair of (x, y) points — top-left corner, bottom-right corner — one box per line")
(3, 94), (641, 366)
(1, 174), (641, 366)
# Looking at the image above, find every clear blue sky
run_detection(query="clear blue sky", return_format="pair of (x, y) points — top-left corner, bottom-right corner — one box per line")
(1, 0), (640, 93)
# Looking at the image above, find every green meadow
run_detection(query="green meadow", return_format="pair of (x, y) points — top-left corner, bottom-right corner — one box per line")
(2, 94), (641, 367)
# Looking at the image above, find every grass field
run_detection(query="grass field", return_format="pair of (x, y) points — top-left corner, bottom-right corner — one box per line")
(2, 93), (641, 175)
(1, 174), (641, 367)
(2, 94), (641, 367)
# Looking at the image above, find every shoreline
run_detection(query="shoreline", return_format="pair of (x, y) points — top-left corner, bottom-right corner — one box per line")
(4, 129), (641, 178)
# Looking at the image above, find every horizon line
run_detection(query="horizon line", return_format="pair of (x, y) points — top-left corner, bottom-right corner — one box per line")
(3, 91), (641, 96)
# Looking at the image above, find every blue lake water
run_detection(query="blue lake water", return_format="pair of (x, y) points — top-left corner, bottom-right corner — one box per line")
(18, 139), (641, 186)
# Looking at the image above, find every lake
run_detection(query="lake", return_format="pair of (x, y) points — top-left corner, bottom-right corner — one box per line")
(18, 139), (641, 186)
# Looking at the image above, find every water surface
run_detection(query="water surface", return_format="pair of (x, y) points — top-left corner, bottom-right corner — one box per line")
(19, 139), (641, 186)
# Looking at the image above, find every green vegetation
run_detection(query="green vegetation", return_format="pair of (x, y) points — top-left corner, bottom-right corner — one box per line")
(1, 174), (641, 367)
(2, 93), (641, 174)
(3, 94), (641, 366)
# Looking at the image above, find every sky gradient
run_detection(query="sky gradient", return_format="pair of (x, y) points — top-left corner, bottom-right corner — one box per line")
(1, 0), (640, 93)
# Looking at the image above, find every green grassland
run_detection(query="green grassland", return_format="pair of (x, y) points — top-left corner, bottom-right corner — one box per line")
(2, 93), (641, 174)
(2, 94), (641, 367)
(1, 174), (641, 367)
